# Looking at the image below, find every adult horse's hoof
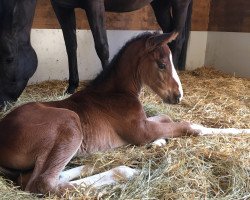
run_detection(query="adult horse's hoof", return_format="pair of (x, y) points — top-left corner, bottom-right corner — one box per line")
(65, 88), (75, 95)
(65, 85), (77, 94)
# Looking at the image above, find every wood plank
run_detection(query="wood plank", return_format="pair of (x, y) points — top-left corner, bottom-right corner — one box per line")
(32, 0), (210, 31)
(192, 0), (210, 31)
(208, 0), (250, 32)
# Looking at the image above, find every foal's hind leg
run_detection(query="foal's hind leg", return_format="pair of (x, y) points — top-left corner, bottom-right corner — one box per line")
(148, 115), (173, 123)
(51, 1), (79, 94)
(17, 171), (33, 190)
(25, 123), (83, 195)
(70, 166), (139, 188)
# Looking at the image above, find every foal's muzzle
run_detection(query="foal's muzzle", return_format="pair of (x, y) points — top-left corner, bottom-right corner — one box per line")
(163, 93), (182, 104)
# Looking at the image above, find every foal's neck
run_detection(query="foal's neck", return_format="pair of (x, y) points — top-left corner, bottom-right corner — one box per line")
(90, 42), (144, 96)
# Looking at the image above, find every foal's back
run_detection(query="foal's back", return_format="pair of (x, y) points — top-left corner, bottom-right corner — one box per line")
(0, 89), (136, 172)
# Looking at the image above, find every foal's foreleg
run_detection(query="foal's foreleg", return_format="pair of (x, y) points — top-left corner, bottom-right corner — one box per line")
(122, 119), (198, 146)
(189, 124), (250, 136)
(147, 115), (174, 146)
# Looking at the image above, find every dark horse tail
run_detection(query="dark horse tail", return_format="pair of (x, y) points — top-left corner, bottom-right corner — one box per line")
(178, 0), (193, 70)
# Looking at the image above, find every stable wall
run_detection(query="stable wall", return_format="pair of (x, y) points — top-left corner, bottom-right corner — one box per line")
(29, 30), (208, 83)
(204, 0), (250, 78)
(33, 0), (210, 31)
(205, 32), (250, 78)
(29, 0), (250, 83)
(29, 0), (210, 83)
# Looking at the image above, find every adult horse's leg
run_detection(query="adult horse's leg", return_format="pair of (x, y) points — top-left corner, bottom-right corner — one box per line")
(150, 0), (173, 33)
(176, 0), (192, 71)
(85, 0), (109, 68)
(169, 0), (193, 70)
(151, 0), (192, 70)
(51, 1), (79, 94)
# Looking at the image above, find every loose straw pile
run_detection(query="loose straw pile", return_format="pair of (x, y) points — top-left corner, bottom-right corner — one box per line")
(0, 67), (249, 199)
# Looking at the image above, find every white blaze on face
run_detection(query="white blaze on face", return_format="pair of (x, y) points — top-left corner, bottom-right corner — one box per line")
(169, 52), (183, 100)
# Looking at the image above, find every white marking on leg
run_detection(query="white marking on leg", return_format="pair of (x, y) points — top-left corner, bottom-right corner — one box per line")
(190, 124), (250, 135)
(170, 52), (183, 100)
(59, 166), (86, 183)
(70, 166), (140, 188)
(152, 139), (167, 147)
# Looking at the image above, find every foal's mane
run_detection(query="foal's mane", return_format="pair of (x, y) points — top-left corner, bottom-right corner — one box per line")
(88, 32), (158, 88)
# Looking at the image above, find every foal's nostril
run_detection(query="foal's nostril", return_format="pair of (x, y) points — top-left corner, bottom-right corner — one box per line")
(175, 93), (182, 103)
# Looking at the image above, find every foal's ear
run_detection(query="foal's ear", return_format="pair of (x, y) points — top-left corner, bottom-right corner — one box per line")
(146, 32), (179, 50)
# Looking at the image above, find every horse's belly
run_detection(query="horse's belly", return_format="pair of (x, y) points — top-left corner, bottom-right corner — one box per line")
(52, 0), (81, 8)
(104, 0), (153, 12)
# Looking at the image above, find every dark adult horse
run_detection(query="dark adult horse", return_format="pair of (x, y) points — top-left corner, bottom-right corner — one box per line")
(51, 0), (193, 93)
(0, 0), (37, 107)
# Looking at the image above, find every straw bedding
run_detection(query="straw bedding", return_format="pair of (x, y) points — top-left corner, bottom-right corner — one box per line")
(0, 67), (249, 199)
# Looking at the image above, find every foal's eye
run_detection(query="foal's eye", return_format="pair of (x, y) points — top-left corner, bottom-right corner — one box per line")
(157, 61), (166, 69)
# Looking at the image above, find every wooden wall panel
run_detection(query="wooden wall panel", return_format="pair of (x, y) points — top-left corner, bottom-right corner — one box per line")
(33, 0), (58, 28)
(32, 1), (159, 30)
(192, 0), (210, 31)
(32, 0), (210, 31)
(208, 0), (250, 32)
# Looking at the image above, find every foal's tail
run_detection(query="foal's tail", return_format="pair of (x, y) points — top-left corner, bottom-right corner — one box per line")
(178, 0), (193, 70)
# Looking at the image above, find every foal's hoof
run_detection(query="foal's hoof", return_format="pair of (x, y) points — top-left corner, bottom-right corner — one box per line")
(188, 123), (205, 136)
(147, 139), (168, 148)
(56, 183), (77, 197)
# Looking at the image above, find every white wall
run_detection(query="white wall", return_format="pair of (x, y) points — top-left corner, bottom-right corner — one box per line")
(29, 29), (250, 83)
(29, 30), (208, 83)
(186, 31), (208, 70)
(205, 32), (250, 78)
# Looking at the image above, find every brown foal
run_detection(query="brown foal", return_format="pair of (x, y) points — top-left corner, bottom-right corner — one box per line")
(0, 32), (249, 195)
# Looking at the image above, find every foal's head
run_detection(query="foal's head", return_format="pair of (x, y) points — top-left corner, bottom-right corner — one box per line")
(139, 32), (183, 104)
